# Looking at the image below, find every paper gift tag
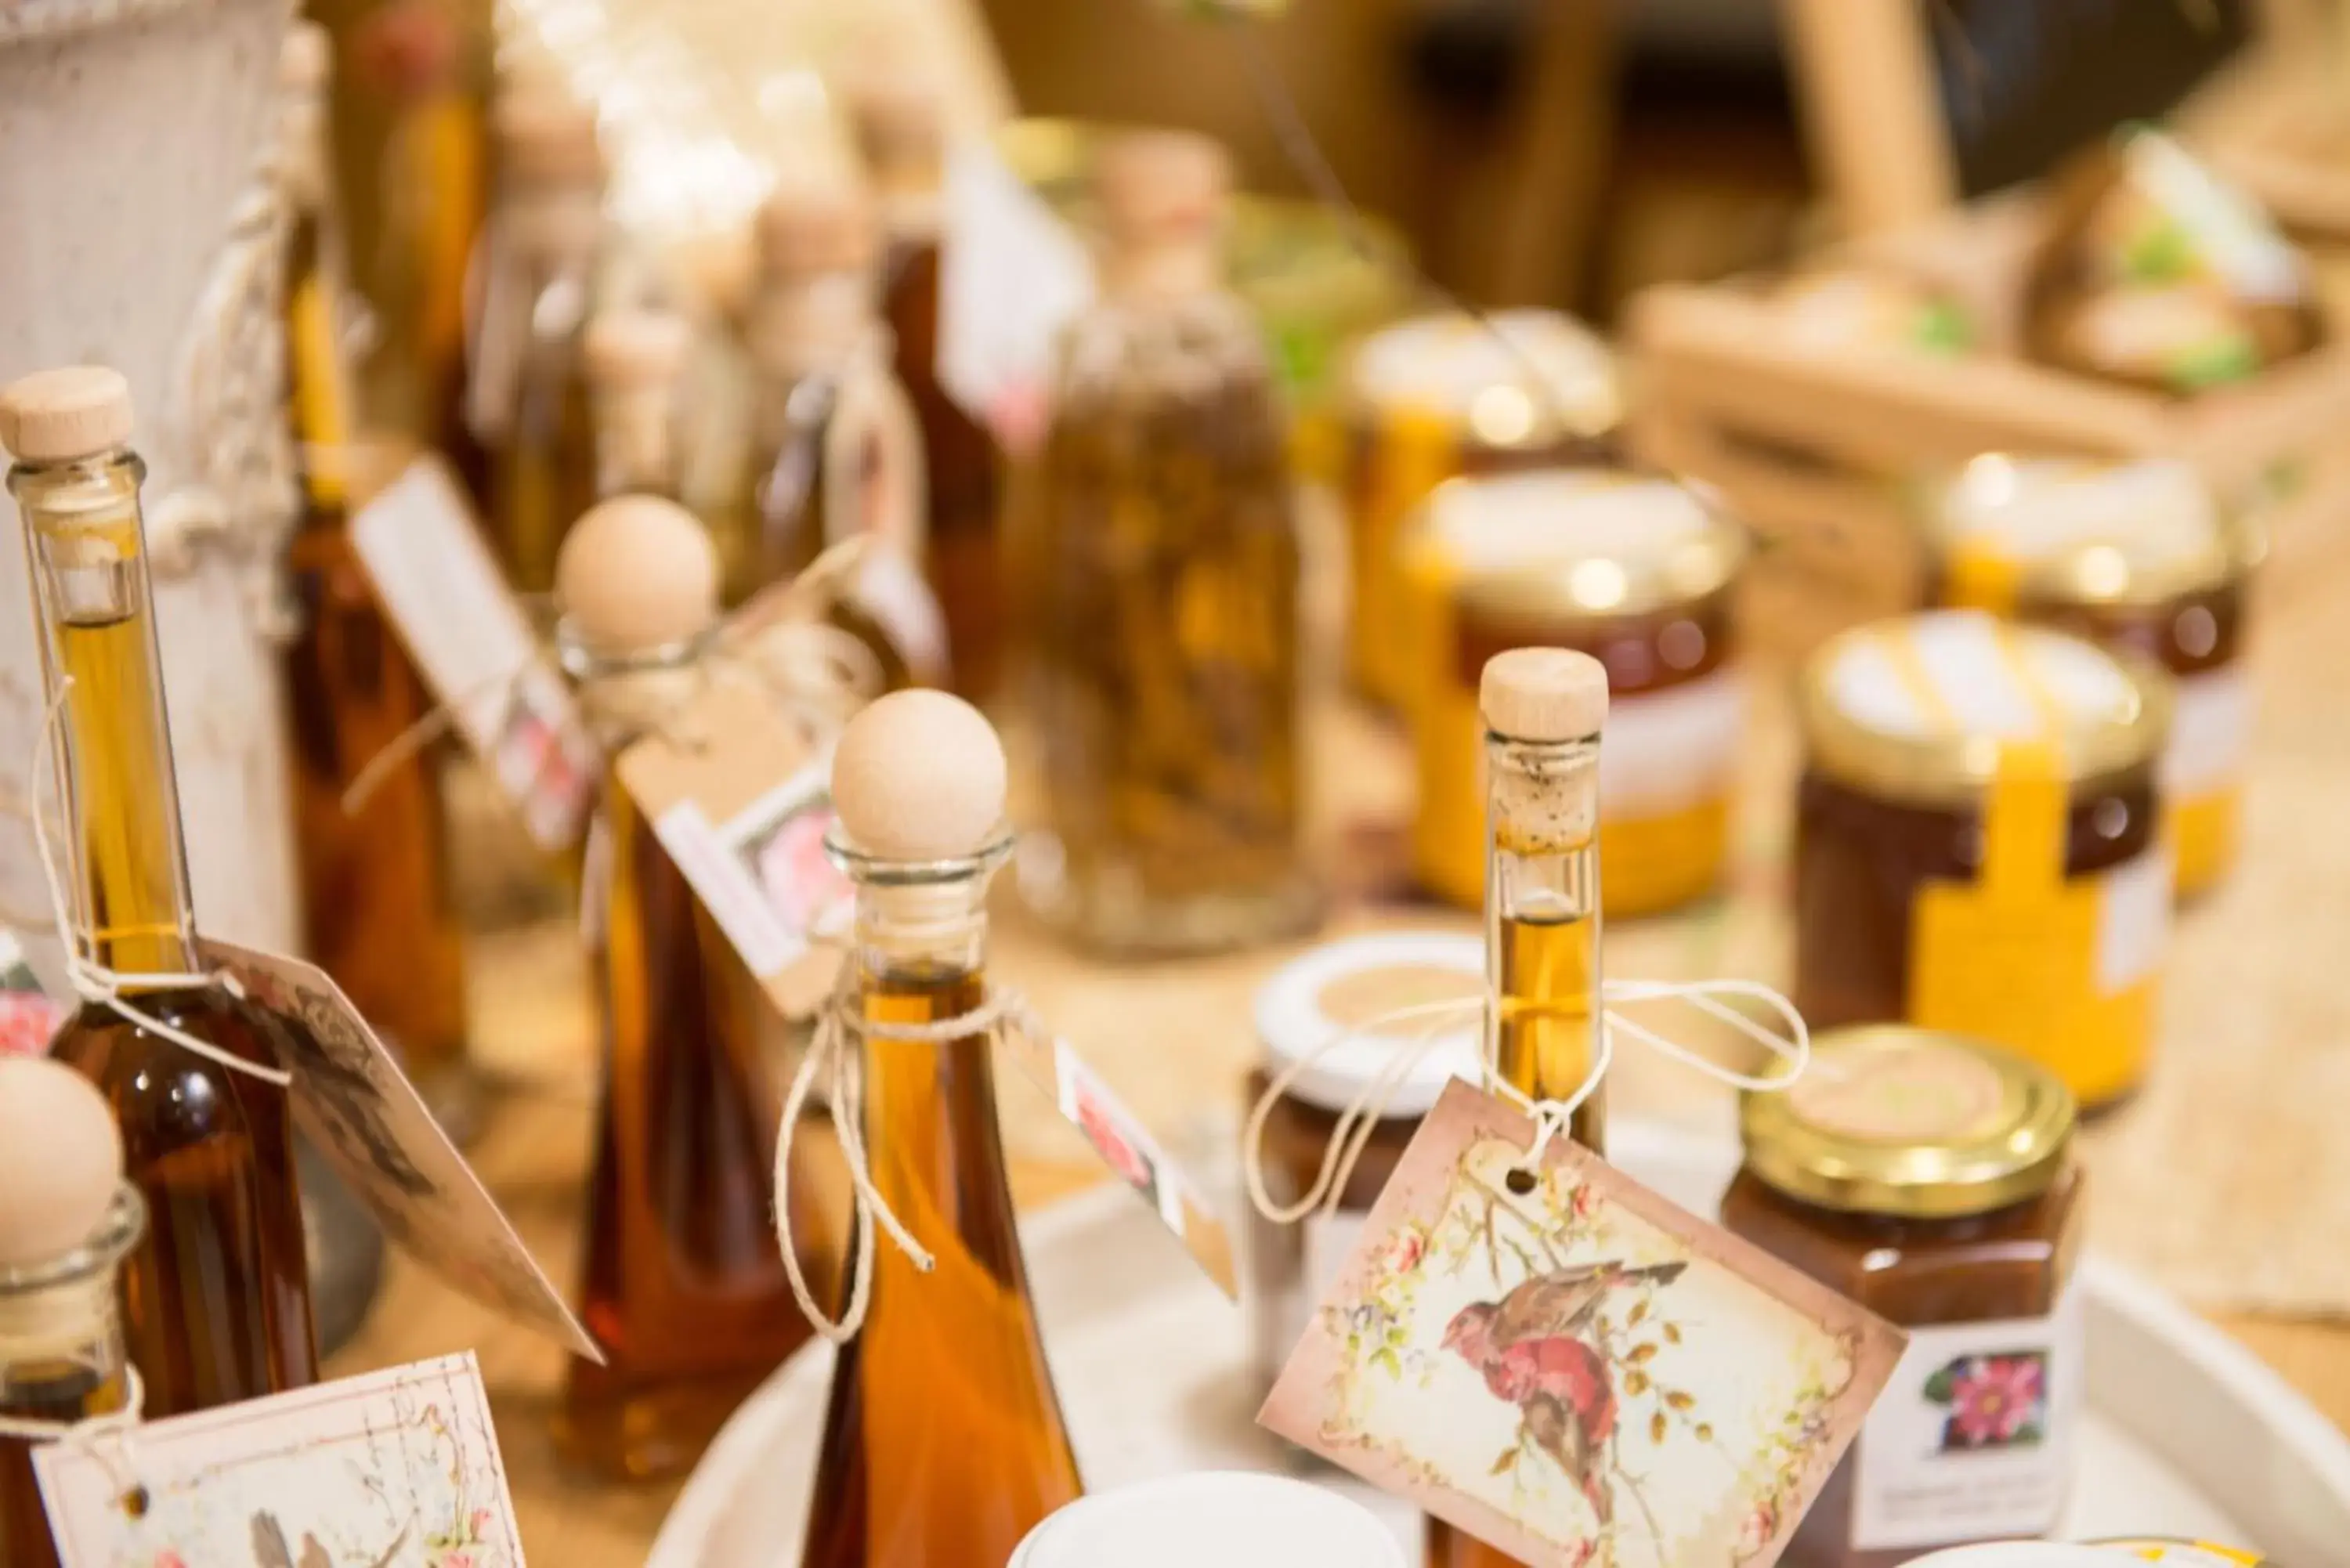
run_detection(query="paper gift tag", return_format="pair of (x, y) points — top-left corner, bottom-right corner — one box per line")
(612, 679), (851, 1021)
(199, 939), (598, 1360)
(939, 142), (1094, 452)
(351, 454), (598, 851)
(35, 1353), (523, 1568)
(0, 925), (64, 1057)
(997, 1028), (1237, 1298)
(1261, 1079), (1904, 1568)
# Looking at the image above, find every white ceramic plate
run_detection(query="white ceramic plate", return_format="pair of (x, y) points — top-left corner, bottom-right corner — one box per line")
(652, 1122), (2350, 1567)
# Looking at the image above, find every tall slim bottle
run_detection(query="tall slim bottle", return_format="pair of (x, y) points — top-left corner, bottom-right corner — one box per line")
(801, 688), (1082, 1567)
(583, 307), (692, 504)
(845, 64), (1005, 702)
(551, 494), (826, 1480)
(0, 1057), (143, 1568)
(1, 367), (319, 1416)
(1426, 647), (1608, 1568)
(277, 23), (475, 1140)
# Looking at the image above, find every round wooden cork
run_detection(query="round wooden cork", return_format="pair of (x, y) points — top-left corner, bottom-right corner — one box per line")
(280, 20), (332, 91)
(0, 1057), (124, 1269)
(1093, 129), (1229, 247)
(496, 94), (602, 185)
(0, 365), (134, 464)
(583, 308), (690, 390)
(757, 168), (878, 277)
(555, 495), (720, 656)
(830, 689), (1007, 861)
(1479, 646), (1607, 742)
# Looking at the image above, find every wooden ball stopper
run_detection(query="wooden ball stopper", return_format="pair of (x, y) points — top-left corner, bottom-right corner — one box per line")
(555, 495), (720, 656)
(1480, 647), (1607, 742)
(830, 689), (1007, 861)
(0, 1057), (124, 1269)
(583, 308), (691, 390)
(0, 365), (134, 464)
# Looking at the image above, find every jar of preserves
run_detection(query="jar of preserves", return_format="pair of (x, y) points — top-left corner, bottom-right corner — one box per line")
(1793, 611), (2171, 1109)
(1922, 455), (2258, 898)
(1010, 1472), (1404, 1568)
(1405, 470), (1744, 918)
(1244, 932), (1483, 1389)
(1344, 310), (1620, 708)
(1723, 1025), (2086, 1568)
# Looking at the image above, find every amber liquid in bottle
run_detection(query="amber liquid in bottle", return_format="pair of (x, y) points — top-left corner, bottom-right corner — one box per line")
(10, 460), (319, 1418)
(280, 177), (473, 1131)
(558, 753), (824, 1480)
(0, 1365), (112, 1568)
(1429, 735), (1605, 1568)
(801, 847), (1081, 1566)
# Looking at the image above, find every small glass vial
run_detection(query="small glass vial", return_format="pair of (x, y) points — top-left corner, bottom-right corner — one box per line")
(1792, 611), (2171, 1110)
(583, 305), (692, 503)
(472, 91), (606, 597)
(551, 496), (828, 1479)
(845, 62), (1007, 703)
(1922, 455), (2258, 898)
(1723, 1026), (2085, 1568)
(1403, 469), (1745, 918)
(801, 689), (1081, 1567)
(1027, 130), (1317, 956)
(3, 367), (319, 1418)
(1011, 1472), (1404, 1568)
(1245, 931), (1483, 1389)
(1343, 309), (1620, 708)
(1426, 647), (1610, 1568)
(0, 1058), (144, 1568)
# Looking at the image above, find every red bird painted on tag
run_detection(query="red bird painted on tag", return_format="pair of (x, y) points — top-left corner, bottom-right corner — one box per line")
(1442, 1259), (1688, 1525)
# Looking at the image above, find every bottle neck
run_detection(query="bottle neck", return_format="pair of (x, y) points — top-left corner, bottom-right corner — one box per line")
(746, 269), (874, 383)
(1099, 238), (1223, 304)
(1484, 732), (1604, 1143)
(848, 854), (996, 987)
(560, 633), (709, 754)
(9, 452), (201, 979)
(0, 1187), (141, 1404)
(591, 381), (679, 500)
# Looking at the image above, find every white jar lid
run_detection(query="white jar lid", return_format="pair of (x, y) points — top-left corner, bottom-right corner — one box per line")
(1254, 932), (1484, 1118)
(1009, 1472), (1404, 1568)
(1898, 1546), (2138, 1567)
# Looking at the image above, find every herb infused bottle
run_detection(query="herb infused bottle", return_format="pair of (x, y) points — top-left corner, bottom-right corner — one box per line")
(1027, 131), (1314, 955)
(0, 1057), (143, 1568)
(801, 689), (1082, 1567)
(1, 367), (319, 1416)
(1426, 648), (1609, 1568)
(552, 495), (827, 1479)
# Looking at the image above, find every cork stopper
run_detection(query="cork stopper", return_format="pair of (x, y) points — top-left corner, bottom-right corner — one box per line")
(756, 167), (880, 278)
(1480, 647), (1608, 742)
(0, 1057), (124, 1270)
(842, 60), (945, 171)
(496, 93), (603, 186)
(0, 365), (135, 464)
(555, 495), (721, 656)
(584, 308), (692, 390)
(829, 689), (1008, 861)
(1093, 129), (1230, 249)
(280, 20), (333, 92)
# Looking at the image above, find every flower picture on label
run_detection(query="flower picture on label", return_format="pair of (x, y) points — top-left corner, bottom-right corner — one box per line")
(1924, 1350), (2048, 1451)
(1068, 1064), (1163, 1218)
(746, 802), (851, 936)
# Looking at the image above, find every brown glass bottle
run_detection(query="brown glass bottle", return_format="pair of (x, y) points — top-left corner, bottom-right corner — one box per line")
(801, 699), (1081, 1568)
(278, 44), (473, 1134)
(2, 369), (320, 1417)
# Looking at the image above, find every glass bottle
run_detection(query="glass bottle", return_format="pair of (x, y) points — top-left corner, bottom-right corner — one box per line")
(471, 92), (604, 598)
(1026, 130), (1315, 956)
(846, 63), (1006, 703)
(584, 306), (692, 504)
(1426, 647), (1609, 1568)
(277, 24), (475, 1140)
(1, 367), (319, 1417)
(551, 495), (826, 1481)
(736, 169), (945, 692)
(0, 1057), (143, 1568)
(801, 688), (1082, 1568)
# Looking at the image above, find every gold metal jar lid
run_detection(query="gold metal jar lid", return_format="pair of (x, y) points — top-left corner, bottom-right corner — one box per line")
(1923, 453), (2261, 609)
(1348, 309), (1622, 446)
(1741, 1025), (2077, 1219)
(1799, 610), (2170, 807)
(1423, 468), (1744, 626)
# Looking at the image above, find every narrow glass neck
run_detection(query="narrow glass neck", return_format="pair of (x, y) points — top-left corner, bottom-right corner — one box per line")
(9, 452), (200, 978)
(0, 1187), (140, 1406)
(1484, 732), (1604, 1147)
(850, 862), (994, 985)
(591, 383), (678, 499)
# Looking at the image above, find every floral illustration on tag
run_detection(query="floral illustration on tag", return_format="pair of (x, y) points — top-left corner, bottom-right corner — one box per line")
(1261, 1080), (1904, 1568)
(1923, 1349), (2048, 1451)
(0, 928), (62, 1057)
(34, 1355), (522, 1568)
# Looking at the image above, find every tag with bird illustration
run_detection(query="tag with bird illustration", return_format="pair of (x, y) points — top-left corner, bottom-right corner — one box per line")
(1259, 1080), (1905, 1568)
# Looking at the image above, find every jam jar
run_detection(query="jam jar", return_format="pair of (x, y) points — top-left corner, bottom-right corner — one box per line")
(1723, 1026), (2086, 1568)
(1405, 468), (1745, 918)
(1793, 611), (2171, 1109)
(1245, 931), (1483, 1391)
(1344, 310), (1621, 708)
(1922, 454), (2258, 898)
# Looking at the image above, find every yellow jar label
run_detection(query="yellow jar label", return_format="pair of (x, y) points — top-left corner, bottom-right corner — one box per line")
(1350, 410), (1456, 706)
